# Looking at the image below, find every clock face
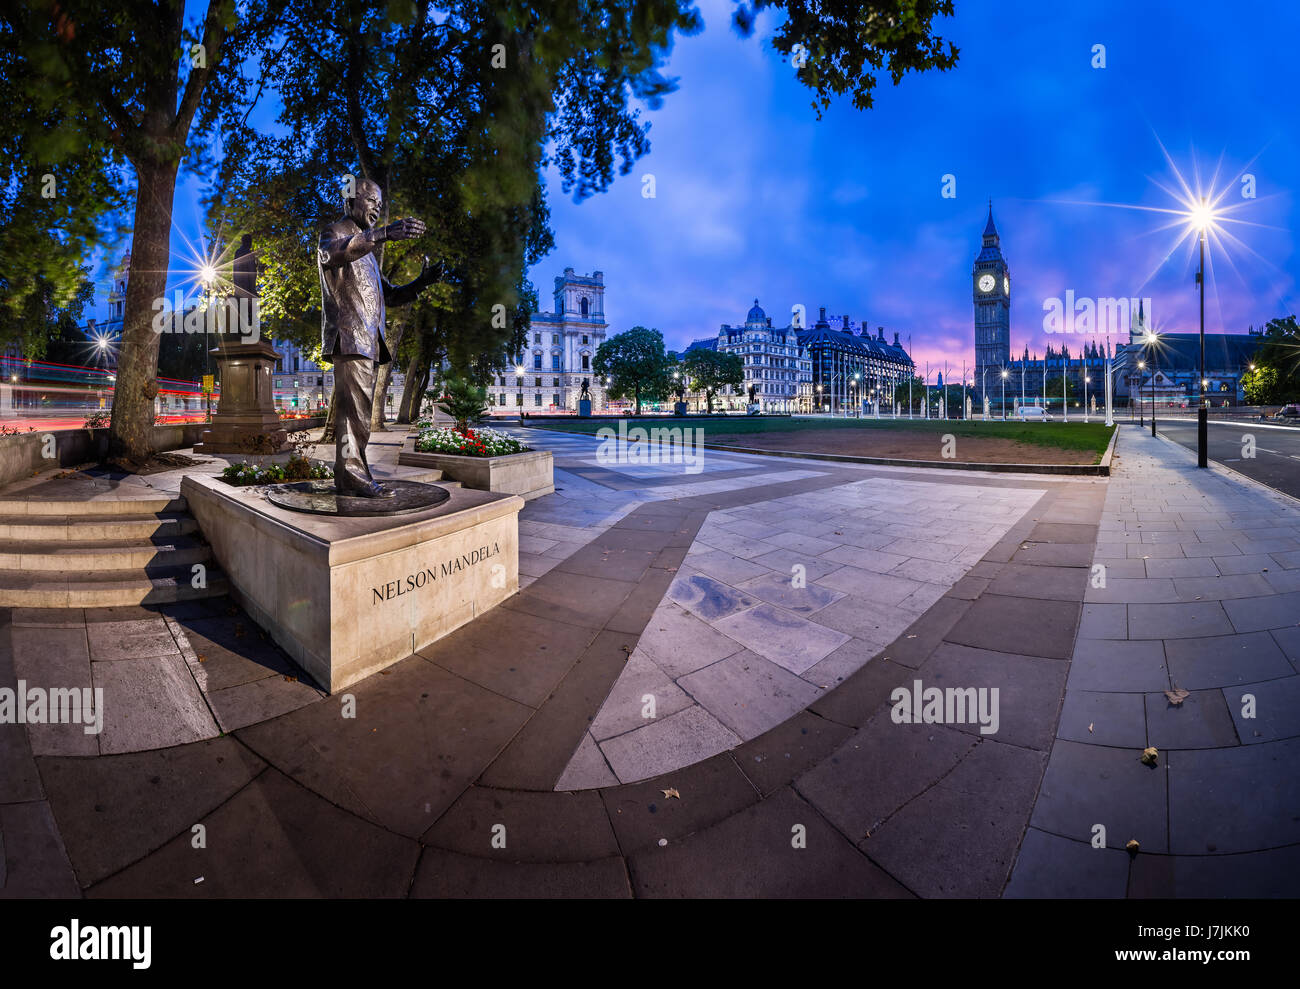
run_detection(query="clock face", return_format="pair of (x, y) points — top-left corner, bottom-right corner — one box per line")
(1003, 276), (1010, 295)
(977, 274), (995, 293)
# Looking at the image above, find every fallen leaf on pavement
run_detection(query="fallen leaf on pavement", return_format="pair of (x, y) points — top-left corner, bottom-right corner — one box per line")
(1141, 746), (1159, 767)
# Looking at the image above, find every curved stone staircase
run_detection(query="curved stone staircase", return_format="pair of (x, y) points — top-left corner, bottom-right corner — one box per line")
(0, 492), (229, 607)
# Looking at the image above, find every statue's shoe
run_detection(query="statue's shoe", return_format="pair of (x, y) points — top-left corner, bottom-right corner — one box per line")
(336, 477), (395, 498)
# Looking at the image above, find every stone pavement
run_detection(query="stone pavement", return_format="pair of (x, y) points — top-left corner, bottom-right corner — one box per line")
(1, 423), (1295, 897)
(1007, 426), (1300, 897)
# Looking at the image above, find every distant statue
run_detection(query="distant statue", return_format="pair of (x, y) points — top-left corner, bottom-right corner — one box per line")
(579, 377), (591, 399)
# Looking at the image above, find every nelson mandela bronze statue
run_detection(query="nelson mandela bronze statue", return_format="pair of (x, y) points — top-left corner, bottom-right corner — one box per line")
(318, 178), (433, 497)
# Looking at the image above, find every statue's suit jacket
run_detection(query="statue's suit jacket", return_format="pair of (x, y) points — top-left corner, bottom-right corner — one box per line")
(317, 217), (423, 364)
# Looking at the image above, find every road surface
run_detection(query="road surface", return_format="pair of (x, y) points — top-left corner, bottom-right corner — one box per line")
(1155, 418), (1300, 500)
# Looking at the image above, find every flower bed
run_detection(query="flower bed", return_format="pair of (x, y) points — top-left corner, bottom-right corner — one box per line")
(220, 458), (333, 487)
(414, 425), (530, 458)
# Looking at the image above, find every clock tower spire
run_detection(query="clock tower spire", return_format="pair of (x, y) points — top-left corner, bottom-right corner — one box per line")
(973, 200), (1011, 401)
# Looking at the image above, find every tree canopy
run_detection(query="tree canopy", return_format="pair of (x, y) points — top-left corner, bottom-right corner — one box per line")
(594, 326), (674, 413)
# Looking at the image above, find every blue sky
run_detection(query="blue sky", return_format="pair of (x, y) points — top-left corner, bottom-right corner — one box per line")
(102, 0), (1300, 372)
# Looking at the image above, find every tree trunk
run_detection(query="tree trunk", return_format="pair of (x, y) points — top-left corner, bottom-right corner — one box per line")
(395, 349), (422, 425)
(108, 160), (178, 462)
(396, 329), (432, 424)
(322, 383), (338, 442)
(370, 319), (404, 431)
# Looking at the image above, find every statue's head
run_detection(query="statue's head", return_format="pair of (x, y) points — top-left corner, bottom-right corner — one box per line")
(345, 178), (383, 229)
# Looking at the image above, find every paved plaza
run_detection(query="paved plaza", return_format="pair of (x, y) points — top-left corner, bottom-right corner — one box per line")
(0, 424), (1297, 897)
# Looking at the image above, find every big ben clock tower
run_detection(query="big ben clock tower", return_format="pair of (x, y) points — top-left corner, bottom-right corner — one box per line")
(973, 201), (1011, 397)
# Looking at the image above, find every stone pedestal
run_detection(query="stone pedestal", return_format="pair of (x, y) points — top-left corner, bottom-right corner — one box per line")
(673, 401), (688, 416)
(578, 398), (592, 417)
(193, 339), (288, 454)
(181, 473), (521, 693)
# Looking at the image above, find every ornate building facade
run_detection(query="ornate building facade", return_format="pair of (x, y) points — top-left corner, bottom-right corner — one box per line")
(492, 267), (608, 413)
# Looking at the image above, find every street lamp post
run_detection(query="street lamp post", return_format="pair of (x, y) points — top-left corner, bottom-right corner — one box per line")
(515, 363), (525, 418)
(1144, 331), (1158, 438)
(1001, 369), (1008, 420)
(1137, 360), (1146, 426)
(1197, 203), (1208, 467)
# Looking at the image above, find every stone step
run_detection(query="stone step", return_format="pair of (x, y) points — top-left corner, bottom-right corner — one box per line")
(0, 494), (187, 516)
(0, 565), (229, 608)
(0, 535), (212, 571)
(0, 512), (199, 543)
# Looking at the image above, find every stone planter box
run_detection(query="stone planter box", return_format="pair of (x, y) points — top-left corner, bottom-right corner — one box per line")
(398, 436), (553, 501)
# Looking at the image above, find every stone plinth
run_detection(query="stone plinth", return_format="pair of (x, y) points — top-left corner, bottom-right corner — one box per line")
(181, 473), (522, 693)
(398, 437), (554, 500)
(193, 339), (287, 454)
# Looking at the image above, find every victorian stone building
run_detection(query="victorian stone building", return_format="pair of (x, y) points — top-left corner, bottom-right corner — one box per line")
(492, 267), (608, 413)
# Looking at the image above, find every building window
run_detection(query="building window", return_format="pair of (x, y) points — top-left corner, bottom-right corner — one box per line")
(552, 333), (559, 344)
(499, 393), (506, 406)
(535, 377), (542, 388)
(515, 376), (522, 387)
(534, 393), (542, 406)
(552, 354), (561, 371)
(552, 393), (560, 406)
(582, 334), (588, 344)
(533, 354), (542, 369)
(533, 333), (541, 343)
(582, 354), (589, 370)
(580, 297), (589, 316)
(553, 377), (560, 387)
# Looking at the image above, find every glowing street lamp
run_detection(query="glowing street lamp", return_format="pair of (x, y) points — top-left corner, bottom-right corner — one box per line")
(1000, 369), (1008, 420)
(515, 363), (525, 413)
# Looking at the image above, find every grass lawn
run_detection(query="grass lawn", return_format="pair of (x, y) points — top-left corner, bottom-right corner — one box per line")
(525, 415), (1116, 463)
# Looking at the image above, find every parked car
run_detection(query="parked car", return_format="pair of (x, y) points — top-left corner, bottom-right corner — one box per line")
(1016, 406), (1052, 421)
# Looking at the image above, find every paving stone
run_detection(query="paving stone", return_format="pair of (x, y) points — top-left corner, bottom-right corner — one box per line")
(600, 752), (759, 854)
(87, 767), (418, 897)
(1057, 689), (1147, 747)
(86, 625), (179, 662)
(749, 547), (844, 583)
(484, 630), (638, 789)
(795, 716), (976, 838)
(1144, 688), (1238, 749)
(713, 603), (850, 675)
(598, 704), (740, 784)
(1128, 845), (1300, 897)
(918, 642), (1067, 750)
(0, 800), (81, 897)
(504, 570), (639, 629)
(411, 849), (631, 898)
(1222, 590), (1300, 633)
(204, 671), (325, 734)
(1144, 557), (1221, 578)
(555, 731), (619, 791)
(944, 593), (1080, 660)
(665, 573), (759, 622)
(237, 656), (530, 837)
(987, 563), (1089, 601)
(1028, 522), (1098, 544)
(806, 654), (915, 727)
(863, 739), (1046, 897)
(678, 649), (821, 740)
(419, 606), (598, 708)
(422, 786), (619, 861)
(1223, 675), (1300, 743)
(732, 710), (855, 796)
(814, 565), (928, 606)
(802, 595), (900, 646)
(1030, 739), (1168, 852)
(11, 608), (84, 628)
(589, 649), (693, 742)
(37, 736), (265, 885)
(552, 542), (657, 582)
(1077, 603), (1127, 639)
(1004, 827), (1129, 898)
(1164, 630), (1294, 689)
(92, 653), (219, 754)
(627, 786), (911, 898)
(1012, 542), (1094, 567)
(635, 602), (745, 679)
(734, 570), (843, 615)
(1126, 601), (1234, 640)
(1167, 738), (1300, 854)
(1067, 638), (1170, 693)
(1273, 626), (1300, 669)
